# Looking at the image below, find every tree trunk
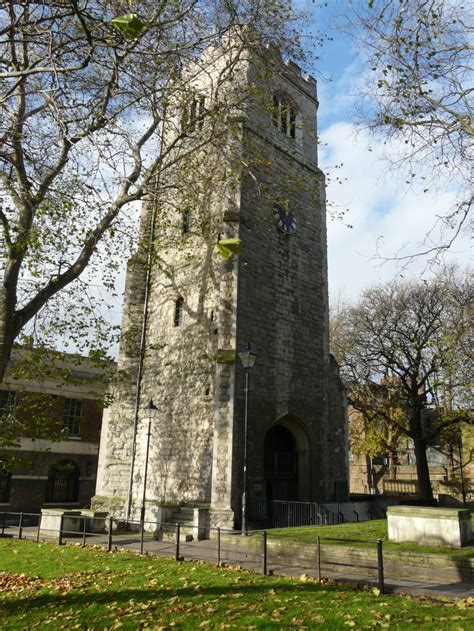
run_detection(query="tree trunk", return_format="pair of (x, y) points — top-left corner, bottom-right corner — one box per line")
(413, 437), (434, 502)
(0, 285), (15, 384)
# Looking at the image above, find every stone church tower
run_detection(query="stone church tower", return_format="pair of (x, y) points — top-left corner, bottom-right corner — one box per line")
(94, 34), (348, 530)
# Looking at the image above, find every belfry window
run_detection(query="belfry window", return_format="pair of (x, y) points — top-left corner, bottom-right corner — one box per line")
(272, 95), (297, 139)
(181, 94), (205, 131)
(174, 297), (184, 327)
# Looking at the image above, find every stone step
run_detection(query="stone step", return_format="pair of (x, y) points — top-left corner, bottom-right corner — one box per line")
(170, 507), (195, 520)
(155, 521), (194, 542)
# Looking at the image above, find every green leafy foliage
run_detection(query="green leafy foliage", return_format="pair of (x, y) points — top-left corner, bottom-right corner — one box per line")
(216, 238), (241, 260)
(111, 13), (145, 38)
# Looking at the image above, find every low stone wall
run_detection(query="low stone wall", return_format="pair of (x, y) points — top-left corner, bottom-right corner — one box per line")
(218, 533), (474, 584)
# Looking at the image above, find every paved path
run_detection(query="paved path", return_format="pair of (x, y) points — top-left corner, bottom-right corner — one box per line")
(4, 527), (473, 600)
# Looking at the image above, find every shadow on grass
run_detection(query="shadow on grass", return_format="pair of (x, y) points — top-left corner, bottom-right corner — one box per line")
(0, 581), (342, 615)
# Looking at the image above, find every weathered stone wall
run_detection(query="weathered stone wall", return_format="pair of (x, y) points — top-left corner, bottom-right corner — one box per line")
(218, 533), (474, 584)
(228, 54), (347, 516)
(94, 199), (155, 513)
(94, 38), (249, 521)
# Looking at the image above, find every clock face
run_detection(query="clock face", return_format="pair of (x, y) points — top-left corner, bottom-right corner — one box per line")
(273, 202), (296, 235)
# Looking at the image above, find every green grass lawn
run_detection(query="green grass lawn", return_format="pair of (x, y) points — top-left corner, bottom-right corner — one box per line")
(267, 518), (474, 558)
(0, 539), (473, 629)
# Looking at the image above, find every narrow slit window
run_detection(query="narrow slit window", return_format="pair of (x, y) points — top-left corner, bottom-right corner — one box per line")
(174, 297), (184, 327)
(182, 210), (192, 234)
(197, 95), (205, 130)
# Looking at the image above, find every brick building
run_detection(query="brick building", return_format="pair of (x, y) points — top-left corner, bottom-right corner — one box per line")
(0, 348), (113, 514)
(94, 34), (348, 530)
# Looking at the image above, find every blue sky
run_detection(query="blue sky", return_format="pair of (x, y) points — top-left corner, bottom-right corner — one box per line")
(295, 1), (471, 301)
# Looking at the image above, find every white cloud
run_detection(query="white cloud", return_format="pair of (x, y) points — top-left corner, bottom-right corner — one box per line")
(321, 122), (471, 302)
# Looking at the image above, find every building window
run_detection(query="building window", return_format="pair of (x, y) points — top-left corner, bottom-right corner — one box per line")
(182, 210), (192, 234)
(181, 94), (205, 131)
(63, 398), (83, 437)
(45, 460), (80, 503)
(174, 297), (184, 327)
(0, 389), (16, 417)
(0, 468), (11, 503)
(272, 95), (297, 139)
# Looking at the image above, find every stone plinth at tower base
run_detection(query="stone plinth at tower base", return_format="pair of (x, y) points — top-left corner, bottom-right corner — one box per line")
(387, 506), (472, 548)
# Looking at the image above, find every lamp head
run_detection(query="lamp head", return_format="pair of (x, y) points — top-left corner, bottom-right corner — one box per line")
(238, 343), (257, 369)
(145, 399), (158, 411)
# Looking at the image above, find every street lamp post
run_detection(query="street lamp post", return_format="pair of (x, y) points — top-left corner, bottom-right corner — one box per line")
(456, 432), (467, 506)
(238, 343), (257, 534)
(141, 399), (158, 524)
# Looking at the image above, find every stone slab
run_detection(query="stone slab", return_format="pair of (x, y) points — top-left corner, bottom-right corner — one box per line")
(40, 509), (108, 538)
(387, 506), (472, 548)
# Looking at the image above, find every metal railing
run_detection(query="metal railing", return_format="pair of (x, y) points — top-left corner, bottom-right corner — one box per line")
(248, 498), (392, 528)
(0, 510), (386, 594)
(248, 498), (344, 528)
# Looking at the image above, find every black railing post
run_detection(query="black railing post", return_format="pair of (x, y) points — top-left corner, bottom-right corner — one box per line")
(377, 539), (385, 594)
(18, 513), (23, 540)
(140, 518), (145, 555)
(175, 523), (180, 561)
(316, 536), (321, 581)
(36, 515), (41, 543)
(107, 517), (113, 552)
(58, 514), (64, 545)
(261, 530), (267, 576)
(82, 515), (87, 547)
(217, 528), (221, 567)
(2, 511), (6, 535)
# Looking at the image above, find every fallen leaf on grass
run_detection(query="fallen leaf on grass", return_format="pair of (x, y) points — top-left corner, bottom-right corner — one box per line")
(0, 572), (44, 593)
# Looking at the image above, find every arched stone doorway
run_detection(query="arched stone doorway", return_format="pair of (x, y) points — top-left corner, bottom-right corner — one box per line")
(264, 425), (299, 501)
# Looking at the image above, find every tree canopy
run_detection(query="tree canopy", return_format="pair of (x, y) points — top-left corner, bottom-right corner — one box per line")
(0, 0), (301, 382)
(331, 266), (473, 500)
(347, 0), (473, 261)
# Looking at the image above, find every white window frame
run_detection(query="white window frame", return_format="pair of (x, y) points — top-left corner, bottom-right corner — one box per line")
(63, 398), (83, 437)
